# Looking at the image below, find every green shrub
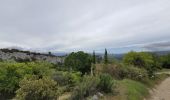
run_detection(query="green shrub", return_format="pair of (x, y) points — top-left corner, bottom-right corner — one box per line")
(122, 51), (159, 78)
(53, 71), (81, 90)
(71, 74), (116, 99)
(0, 62), (26, 94)
(27, 62), (55, 78)
(160, 54), (170, 68)
(121, 65), (148, 82)
(15, 76), (60, 100)
(71, 75), (100, 100)
(123, 52), (154, 69)
(102, 64), (148, 82)
(0, 62), (55, 97)
(98, 74), (115, 93)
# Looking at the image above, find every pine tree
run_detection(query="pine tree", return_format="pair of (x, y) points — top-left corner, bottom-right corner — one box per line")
(104, 48), (108, 64)
(92, 50), (96, 64)
(91, 50), (96, 76)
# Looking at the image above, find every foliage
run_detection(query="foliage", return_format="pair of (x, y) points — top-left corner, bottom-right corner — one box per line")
(123, 52), (154, 68)
(15, 76), (60, 100)
(151, 54), (162, 69)
(71, 75), (100, 100)
(53, 71), (81, 89)
(71, 74), (116, 99)
(92, 51), (96, 64)
(0, 50), (170, 100)
(104, 49), (108, 64)
(118, 65), (148, 82)
(101, 64), (148, 82)
(26, 62), (55, 78)
(48, 51), (52, 55)
(98, 74), (115, 93)
(0, 63), (22, 94)
(120, 79), (148, 100)
(160, 54), (170, 68)
(144, 73), (170, 87)
(0, 49), (20, 53)
(64, 51), (92, 74)
(0, 62), (55, 95)
(123, 51), (160, 77)
(96, 55), (103, 63)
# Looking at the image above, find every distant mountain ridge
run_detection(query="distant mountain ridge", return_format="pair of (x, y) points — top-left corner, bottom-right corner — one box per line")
(152, 50), (170, 56)
(1, 48), (169, 63)
(93, 50), (170, 60)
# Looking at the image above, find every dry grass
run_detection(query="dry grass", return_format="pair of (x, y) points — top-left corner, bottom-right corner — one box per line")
(58, 92), (71, 100)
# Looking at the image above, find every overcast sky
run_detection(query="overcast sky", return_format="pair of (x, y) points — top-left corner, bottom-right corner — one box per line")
(0, 0), (170, 53)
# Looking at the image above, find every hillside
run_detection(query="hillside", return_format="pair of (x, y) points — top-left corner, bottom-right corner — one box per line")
(0, 48), (64, 64)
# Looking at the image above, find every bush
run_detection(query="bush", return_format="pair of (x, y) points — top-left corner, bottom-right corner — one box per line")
(123, 52), (159, 78)
(71, 75), (100, 100)
(0, 62), (55, 98)
(27, 62), (55, 78)
(119, 65), (148, 82)
(15, 76), (60, 100)
(53, 71), (81, 90)
(160, 54), (170, 68)
(101, 64), (148, 82)
(71, 74), (116, 99)
(0, 62), (26, 95)
(123, 52), (154, 69)
(98, 74), (115, 93)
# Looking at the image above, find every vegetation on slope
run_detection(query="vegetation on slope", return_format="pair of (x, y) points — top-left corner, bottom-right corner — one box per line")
(0, 50), (169, 100)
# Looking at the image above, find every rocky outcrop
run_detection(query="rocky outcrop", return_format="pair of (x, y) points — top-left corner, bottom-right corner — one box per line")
(0, 49), (64, 64)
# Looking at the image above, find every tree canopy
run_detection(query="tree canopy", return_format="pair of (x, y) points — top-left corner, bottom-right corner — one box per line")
(123, 51), (155, 69)
(64, 51), (92, 74)
(122, 51), (162, 77)
(92, 51), (96, 64)
(160, 54), (170, 68)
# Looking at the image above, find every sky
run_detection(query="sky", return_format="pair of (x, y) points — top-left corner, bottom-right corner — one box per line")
(0, 0), (170, 53)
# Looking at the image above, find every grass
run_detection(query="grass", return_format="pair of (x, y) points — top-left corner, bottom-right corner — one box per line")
(119, 74), (170, 100)
(121, 79), (148, 100)
(102, 74), (170, 100)
(58, 92), (71, 100)
(101, 79), (148, 100)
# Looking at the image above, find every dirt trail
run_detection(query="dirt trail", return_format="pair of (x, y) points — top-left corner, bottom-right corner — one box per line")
(148, 77), (170, 100)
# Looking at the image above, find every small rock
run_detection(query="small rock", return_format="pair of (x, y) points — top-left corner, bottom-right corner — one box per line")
(92, 95), (98, 100)
(97, 92), (104, 97)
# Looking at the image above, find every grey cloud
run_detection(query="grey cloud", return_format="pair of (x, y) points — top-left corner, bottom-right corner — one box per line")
(0, 0), (170, 53)
(143, 41), (170, 51)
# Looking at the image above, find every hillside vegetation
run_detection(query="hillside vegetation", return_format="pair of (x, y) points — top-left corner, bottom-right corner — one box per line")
(0, 49), (170, 100)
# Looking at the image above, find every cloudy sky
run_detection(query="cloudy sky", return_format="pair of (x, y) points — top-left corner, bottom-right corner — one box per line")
(0, 0), (170, 53)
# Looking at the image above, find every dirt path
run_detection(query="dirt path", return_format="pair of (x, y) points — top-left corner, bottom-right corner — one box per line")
(148, 77), (170, 100)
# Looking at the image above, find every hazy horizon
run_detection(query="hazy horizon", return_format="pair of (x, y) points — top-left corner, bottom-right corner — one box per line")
(0, 0), (170, 53)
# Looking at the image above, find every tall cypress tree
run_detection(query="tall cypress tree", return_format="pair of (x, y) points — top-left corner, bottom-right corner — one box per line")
(104, 48), (108, 64)
(92, 50), (96, 64)
(48, 52), (52, 56)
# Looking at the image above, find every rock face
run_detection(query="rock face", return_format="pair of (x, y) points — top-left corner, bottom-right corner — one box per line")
(0, 49), (64, 64)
